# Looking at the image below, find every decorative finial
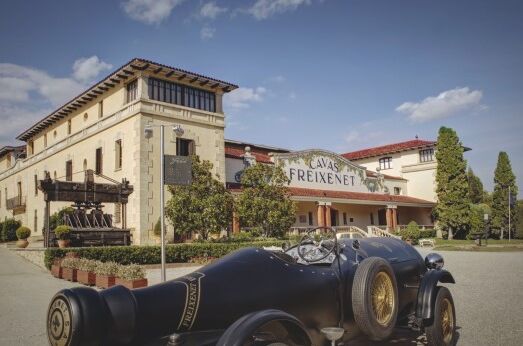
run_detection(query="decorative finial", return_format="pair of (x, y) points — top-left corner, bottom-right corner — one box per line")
(415, 134), (419, 139)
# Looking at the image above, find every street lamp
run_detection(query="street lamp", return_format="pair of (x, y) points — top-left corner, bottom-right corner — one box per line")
(144, 124), (185, 282)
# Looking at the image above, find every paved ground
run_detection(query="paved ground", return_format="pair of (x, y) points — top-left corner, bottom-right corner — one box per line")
(0, 246), (522, 345)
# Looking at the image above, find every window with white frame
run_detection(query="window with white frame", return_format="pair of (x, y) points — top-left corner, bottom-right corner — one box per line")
(379, 157), (392, 170)
(419, 148), (434, 162)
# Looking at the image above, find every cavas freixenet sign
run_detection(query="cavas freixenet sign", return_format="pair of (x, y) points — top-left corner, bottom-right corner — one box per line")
(273, 150), (380, 193)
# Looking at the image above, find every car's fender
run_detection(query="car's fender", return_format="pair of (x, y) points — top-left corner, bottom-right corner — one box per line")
(416, 269), (455, 320)
(216, 309), (312, 346)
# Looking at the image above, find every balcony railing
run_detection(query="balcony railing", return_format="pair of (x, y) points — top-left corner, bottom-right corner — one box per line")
(6, 196), (26, 214)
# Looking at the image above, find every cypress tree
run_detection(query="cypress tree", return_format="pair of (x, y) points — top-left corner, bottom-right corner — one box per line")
(467, 167), (484, 204)
(491, 152), (518, 239)
(435, 127), (471, 239)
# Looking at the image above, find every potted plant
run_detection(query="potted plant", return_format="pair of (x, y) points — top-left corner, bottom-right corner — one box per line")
(15, 226), (31, 248)
(54, 225), (71, 248)
(94, 261), (119, 289)
(61, 257), (81, 282)
(51, 258), (63, 279)
(76, 258), (97, 286)
(115, 264), (148, 289)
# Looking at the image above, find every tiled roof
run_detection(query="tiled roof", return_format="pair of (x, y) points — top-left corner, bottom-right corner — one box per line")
(365, 170), (406, 181)
(0, 145), (25, 158)
(342, 139), (435, 160)
(224, 140), (289, 164)
(226, 185), (434, 206)
(224, 146), (274, 164)
(287, 187), (433, 205)
(17, 58), (238, 141)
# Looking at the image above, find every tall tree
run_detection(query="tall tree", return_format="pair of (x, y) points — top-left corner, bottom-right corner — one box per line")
(491, 152), (518, 239)
(236, 163), (296, 237)
(434, 127), (471, 239)
(165, 156), (234, 240)
(467, 167), (484, 204)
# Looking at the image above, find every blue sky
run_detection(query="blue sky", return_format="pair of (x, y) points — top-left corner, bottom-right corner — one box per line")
(0, 0), (522, 194)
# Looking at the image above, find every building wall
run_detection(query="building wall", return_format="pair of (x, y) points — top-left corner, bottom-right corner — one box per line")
(0, 74), (227, 245)
(353, 148), (437, 202)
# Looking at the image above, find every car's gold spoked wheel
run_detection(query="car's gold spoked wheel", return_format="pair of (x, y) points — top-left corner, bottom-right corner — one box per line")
(371, 271), (395, 326)
(441, 298), (454, 343)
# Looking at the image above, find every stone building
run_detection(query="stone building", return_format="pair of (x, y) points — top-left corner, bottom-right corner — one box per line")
(0, 58), (453, 244)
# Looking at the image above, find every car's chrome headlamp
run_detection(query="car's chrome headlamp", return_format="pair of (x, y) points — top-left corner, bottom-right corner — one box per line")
(425, 253), (444, 270)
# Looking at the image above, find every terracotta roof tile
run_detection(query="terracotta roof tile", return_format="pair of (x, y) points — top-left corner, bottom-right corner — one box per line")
(288, 187), (434, 205)
(227, 185), (434, 206)
(224, 146), (274, 164)
(342, 139), (435, 160)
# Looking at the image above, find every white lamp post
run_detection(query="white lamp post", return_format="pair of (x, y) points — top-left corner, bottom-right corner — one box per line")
(144, 124), (184, 282)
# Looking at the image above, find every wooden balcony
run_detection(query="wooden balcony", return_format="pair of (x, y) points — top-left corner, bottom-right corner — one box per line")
(6, 196), (26, 215)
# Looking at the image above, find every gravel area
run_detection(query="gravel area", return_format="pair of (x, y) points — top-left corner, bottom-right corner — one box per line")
(0, 246), (521, 345)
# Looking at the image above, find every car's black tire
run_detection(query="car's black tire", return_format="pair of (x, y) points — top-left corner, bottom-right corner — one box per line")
(352, 257), (398, 341)
(425, 286), (456, 346)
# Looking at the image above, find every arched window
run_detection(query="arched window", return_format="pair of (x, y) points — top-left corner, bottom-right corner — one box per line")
(83, 159), (87, 171)
(379, 157), (392, 170)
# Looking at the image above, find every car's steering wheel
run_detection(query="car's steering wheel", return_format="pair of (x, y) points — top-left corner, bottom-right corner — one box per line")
(298, 226), (338, 263)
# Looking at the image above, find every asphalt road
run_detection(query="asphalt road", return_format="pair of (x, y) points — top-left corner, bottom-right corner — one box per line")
(0, 246), (522, 345)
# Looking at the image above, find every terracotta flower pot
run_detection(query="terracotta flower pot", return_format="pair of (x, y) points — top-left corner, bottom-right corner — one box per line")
(62, 268), (77, 282)
(77, 270), (96, 286)
(115, 278), (148, 289)
(51, 264), (63, 279)
(58, 239), (71, 248)
(16, 239), (29, 248)
(96, 275), (116, 289)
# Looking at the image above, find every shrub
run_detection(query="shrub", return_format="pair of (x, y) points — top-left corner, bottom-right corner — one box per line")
(54, 225), (71, 240)
(400, 221), (421, 245)
(94, 261), (119, 276)
(44, 240), (283, 269)
(49, 207), (74, 232)
(117, 264), (146, 280)
(2, 219), (22, 242)
(419, 229), (436, 238)
(61, 257), (81, 269)
(16, 226), (31, 240)
(77, 258), (98, 272)
(153, 218), (162, 237)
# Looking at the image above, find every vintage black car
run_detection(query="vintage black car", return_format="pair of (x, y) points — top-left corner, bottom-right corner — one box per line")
(46, 227), (456, 346)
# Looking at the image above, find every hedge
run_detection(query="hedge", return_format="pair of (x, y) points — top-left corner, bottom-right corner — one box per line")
(420, 229), (436, 238)
(44, 240), (285, 269)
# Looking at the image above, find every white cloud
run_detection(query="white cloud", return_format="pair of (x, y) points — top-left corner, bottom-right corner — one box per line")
(0, 63), (84, 106)
(200, 26), (216, 40)
(200, 2), (228, 19)
(122, 0), (184, 25)
(224, 86), (267, 109)
(344, 130), (359, 144)
(0, 57), (113, 145)
(248, 0), (311, 20)
(72, 56), (113, 83)
(396, 87), (484, 122)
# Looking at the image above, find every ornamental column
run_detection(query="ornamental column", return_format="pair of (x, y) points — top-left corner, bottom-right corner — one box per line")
(325, 205), (332, 227)
(317, 203), (325, 227)
(386, 205), (397, 231)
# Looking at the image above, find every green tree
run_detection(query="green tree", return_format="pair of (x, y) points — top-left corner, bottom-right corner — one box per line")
(467, 167), (484, 204)
(491, 152), (518, 239)
(468, 203), (491, 238)
(516, 200), (523, 239)
(165, 156), (234, 240)
(434, 127), (471, 239)
(236, 163), (296, 237)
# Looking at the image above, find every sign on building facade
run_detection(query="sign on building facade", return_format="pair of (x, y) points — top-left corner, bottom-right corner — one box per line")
(164, 155), (192, 186)
(273, 150), (383, 193)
